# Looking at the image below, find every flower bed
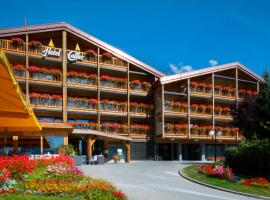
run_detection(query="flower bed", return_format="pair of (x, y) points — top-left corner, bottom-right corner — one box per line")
(0, 156), (127, 199)
(242, 178), (270, 189)
(28, 65), (61, 82)
(30, 93), (62, 107)
(100, 75), (127, 89)
(11, 64), (26, 78)
(183, 165), (270, 197)
(67, 71), (97, 85)
(130, 124), (150, 135)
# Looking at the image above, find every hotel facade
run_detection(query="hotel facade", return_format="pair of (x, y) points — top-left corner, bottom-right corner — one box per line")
(0, 23), (263, 162)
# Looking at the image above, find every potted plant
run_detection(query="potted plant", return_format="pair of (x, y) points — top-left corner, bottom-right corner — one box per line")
(222, 106), (231, 116)
(198, 83), (206, 93)
(88, 74), (97, 85)
(205, 105), (213, 114)
(214, 106), (223, 116)
(88, 98), (98, 109)
(190, 81), (198, 92)
(85, 49), (97, 60)
(102, 52), (112, 61)
(11, 64), (25, 77)
(141, 81), (151, 91)
(191, 124), (199, 135)
(11, 37), (24, 48)
(130, 80), (142, 90)
(198, 104), (206, 114)
(113, 152), (120, 163)
(205, 84), (213, 94)
(214, 85), (223, 95)
(191, 104), (199, 113)
(28, 40), (42, 50)
(223, 85), (231, 96)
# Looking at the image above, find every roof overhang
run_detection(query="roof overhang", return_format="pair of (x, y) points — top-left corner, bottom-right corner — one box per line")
(0, 22), (164, 78)
(160, 62), (264, 85)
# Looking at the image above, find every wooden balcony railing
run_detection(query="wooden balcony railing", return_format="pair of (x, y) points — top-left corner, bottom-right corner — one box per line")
(0, 39), (26, 52)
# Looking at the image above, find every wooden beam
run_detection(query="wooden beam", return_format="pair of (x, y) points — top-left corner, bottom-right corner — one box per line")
(235, 68), (239, 141)
(64, 136), (68, 145)
(87, 136), (96, 158)
(40, 135), (43, 154)
(212, 73), (215, 131)
(187, 78), (191, 139)
(161, 84), (165, 138)
(127, 62), (130, 136)
(25, 33), (29, 105)
(13, 135), (18, 154)
(125, 142), (130, 163)
(97, 47), (101, 132)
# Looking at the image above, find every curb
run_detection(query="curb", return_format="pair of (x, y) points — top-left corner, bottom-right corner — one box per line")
(179, 168), (270, 200)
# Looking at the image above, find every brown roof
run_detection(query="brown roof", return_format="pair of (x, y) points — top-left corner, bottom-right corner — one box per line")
(0, 22), (164, 77)
(160, 62), (263, 84)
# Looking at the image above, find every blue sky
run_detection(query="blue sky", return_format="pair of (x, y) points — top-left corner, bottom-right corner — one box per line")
(0, 0), (269, 75)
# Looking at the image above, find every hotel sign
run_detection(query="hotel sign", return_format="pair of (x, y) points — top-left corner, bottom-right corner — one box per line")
(42, 48), (84, 61)
(67, 51), (84, 61)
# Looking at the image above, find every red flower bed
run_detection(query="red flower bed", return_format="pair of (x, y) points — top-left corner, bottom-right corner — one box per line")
(242, 177), (270, 189)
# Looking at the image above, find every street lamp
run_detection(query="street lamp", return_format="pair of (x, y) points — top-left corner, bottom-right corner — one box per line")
(209, 130), (222, 162)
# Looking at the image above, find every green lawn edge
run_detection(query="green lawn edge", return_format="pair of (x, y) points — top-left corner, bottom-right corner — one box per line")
(181, 165), (270, 199)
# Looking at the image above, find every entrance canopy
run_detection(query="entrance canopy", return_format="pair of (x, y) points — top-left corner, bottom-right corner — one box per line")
(0, 48), (41, 132)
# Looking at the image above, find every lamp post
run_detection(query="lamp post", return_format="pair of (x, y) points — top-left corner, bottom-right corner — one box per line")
(209, 130), (222, 162)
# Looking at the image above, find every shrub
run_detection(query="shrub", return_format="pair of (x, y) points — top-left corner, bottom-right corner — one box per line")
(224, 139), (270, 178)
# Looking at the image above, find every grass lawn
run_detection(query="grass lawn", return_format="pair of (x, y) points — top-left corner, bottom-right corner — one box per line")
(0, 194), (74, 200)
(182, 165), (270, 198)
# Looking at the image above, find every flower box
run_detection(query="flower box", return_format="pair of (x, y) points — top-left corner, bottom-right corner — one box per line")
(100, 75), (127, 89)
(30, 93), (62, 107)
(28, 65), (61, 81)
(67, 97), (97, 109)
(130, 80), (151, 92)
(11, 64), (26, 78)
(28, 40), (42, 50)
(67, 71), (97, 85)
(100, 99), (127, 112)
(11, 37), (24, 48)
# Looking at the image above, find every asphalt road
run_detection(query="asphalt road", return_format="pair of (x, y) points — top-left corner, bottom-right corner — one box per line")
(81, 161), (257, 200)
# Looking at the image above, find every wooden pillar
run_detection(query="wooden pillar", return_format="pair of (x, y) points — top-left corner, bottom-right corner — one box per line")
(235, 68), (239, 140)
(25, 34), (30, 104)
(161, 84), (165, 138)
(87, 136), (96, 158)
(187, 78), (191, 138)
(64, 136), (68, 145)
(13, 136), (18, 154)
(40, 135), (43, 154)
(212, 73), (215, 131)
(125, 142), (130, 163)
(97, 47), (101, 132)
(127, 62), (130, 136)
(62, 30), (67, 123)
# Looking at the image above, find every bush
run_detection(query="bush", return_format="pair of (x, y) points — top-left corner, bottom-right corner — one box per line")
(224, 139), (270, 178)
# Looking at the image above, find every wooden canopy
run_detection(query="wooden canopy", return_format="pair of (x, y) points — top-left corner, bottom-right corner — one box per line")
(0, 48), (42, 132)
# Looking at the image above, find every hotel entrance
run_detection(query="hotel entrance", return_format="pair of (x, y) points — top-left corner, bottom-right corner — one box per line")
(157, 143), (178, 160)
(182, 144), (200, 160)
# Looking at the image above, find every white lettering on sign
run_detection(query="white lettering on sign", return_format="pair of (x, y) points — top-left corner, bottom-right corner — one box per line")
(42, 47), (62, 57)
(67, 51), (84, 61)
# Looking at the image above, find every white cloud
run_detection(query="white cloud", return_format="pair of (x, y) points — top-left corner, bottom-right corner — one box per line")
(209, 59), (218, 66)
(169, 63), (193, 74)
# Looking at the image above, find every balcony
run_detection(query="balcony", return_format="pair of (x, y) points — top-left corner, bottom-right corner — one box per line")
(30, 93), (62, 112)
(190, 126), (238, 140)
(129, 80), (151, 96)
(67, 72), (97, 90)
(100, 100), (127, 116)
(67, 97), (97, 114)
(164, 124), (188, 138)
(100, 76), (127, 94)
(130, 102), (152, 118)
(11, 64), (26, 82)
(1, 39), (128, 70)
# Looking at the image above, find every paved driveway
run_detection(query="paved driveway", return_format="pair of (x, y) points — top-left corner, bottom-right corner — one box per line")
(81, 161), (256, 200)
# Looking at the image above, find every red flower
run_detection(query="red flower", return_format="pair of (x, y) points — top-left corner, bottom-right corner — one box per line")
(28, 65), (40, 72)
(132, 80), (141, 86)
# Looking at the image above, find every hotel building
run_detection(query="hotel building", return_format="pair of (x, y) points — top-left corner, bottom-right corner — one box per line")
(0, 22), (263, 162)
